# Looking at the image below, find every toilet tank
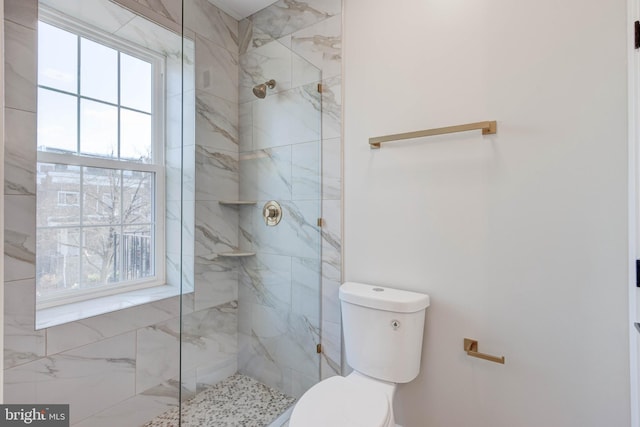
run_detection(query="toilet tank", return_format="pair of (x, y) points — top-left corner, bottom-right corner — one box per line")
(339, 282), (430, 383)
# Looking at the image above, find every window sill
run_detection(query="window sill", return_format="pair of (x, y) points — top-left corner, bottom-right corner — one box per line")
(35, 283), (191, 330)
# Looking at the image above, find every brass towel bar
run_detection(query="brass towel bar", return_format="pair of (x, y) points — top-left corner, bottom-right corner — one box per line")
(369, 120), (497, 149)
(464, 338), (505, 364)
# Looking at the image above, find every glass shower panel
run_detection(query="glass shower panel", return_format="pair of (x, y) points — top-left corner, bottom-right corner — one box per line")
(237, 53), (323, 403)
(180, 0), (323, 425)
(23, 1), (188, 425)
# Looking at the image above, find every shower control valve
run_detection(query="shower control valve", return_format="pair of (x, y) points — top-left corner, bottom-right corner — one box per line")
(265, 206), (278, 218)
(263, 201), (283, 226)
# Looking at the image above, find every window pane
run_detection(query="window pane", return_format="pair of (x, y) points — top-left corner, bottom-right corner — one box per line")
(82, 226), (120, 287)
(80, 99), (118, 158)
(120, 53), (152, 113)
(83, 167), (121, 225)
(36, 228), (81, 297)
(35, 20), (164, 305)
(38, 22), (77, 93)
(80, 38), (117, 103)
(123, 171), (153, 224)
(38, 88), (78, 153)
(37, 163), (81, 227)
(120, 109), (152, 162)
(123, 225), (153, 281)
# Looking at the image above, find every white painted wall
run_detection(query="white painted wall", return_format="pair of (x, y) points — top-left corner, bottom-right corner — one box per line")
(343, 1), (630, 426)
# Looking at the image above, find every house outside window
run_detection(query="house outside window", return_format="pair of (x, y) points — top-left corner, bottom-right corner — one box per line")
(57, 190), (79, 206)
(35, 12), (166, 309)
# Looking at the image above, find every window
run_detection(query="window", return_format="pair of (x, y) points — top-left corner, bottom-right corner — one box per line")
(36, 12), (165, 308)
(57, 191), (79, 206)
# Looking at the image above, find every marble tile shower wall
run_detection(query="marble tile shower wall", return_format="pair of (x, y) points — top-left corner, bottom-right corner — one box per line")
(237, 0), (343, 396)
(4, 0), (343, 421)
(187, 0), (241, 399)
(3, 0), (241, 424)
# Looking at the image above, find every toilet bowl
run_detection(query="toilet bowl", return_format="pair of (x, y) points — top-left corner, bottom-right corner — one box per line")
(290, 372), (395, 427)
(289, 282), (430, 427)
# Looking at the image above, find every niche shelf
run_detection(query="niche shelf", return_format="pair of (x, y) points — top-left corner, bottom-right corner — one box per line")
(218, 200), (257, 206)
(217, 201), (258, 258)
(217, 251), (256, 258)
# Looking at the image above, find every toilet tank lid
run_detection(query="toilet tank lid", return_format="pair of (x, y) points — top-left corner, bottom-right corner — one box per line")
(339, 282), (430, 313)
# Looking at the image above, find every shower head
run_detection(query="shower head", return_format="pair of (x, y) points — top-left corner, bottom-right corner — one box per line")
(252, 79), (276, 99)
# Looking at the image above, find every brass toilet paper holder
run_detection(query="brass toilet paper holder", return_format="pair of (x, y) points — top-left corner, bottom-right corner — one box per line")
(464, 338), (505, 364)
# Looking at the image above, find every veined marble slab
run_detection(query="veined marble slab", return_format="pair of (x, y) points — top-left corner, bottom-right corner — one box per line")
(252, 84), (321, 150)
(184, 0), (238, 53)
(4, 332), (137, 425)
(322, 137), (341, 200)
(194, 146), (239, 201)
(195, 200), (239, 255)
(5, 0), (37, 29)
(196, 90), (239, 152)
(196, 35), (239, 103)
(4, 280), (45, 369)
(240, 253), (292, 312)
(136, 302), (237, 392)
(45, 295), (182, 355)
(321, 75), (342, 141)
(194, 256), (238, 311)
(249, 200), (321, 259)
(240, 40), (293, 104)
(290, 14), (342, 80)
(4, 195), (36, 283)
(4, 20), (36, 112)
(239, 101), (254, 153)
(40, 0), (136, 33)
(72, 383), (179, 427)
(250, 0), (341, 40)
(292, 140), (321, 201)
(239, 303), (319, 397)
(292, 256), (321, 329)
(239, 18), (275, 55)
(4, 108), (36, 196)
(240, 146), (292, 201)
(132, 0), (182, 24)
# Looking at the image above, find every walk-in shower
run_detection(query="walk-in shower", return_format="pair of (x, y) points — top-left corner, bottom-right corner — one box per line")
(3, 0), (326, 425)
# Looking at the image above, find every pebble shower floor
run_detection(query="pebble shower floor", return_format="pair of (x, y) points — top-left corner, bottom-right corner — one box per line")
(142, 374), (296, 427)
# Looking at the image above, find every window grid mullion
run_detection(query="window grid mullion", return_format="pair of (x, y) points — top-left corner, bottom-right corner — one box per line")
(76, 34), (81, 155)
(117, 52), (124, 284)
(37, 85), (152, 117)
(119, 170), (124, 284)
(37, 223), (155, 231)
(79, 166), (85, 289)
(151, 173), (156, 278)
(117, 51), (122, 160)
(38, 151), (162, 173)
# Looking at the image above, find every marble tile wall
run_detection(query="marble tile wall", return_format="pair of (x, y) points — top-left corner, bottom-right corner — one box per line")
(4, 0), (343, 422)
(4, 0), (39, 375)
(4, 0), (241, 424)
(184, 1), (241, 395)
(237, 0), (343, 397)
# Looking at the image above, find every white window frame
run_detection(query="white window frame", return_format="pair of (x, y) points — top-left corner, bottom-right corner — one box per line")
(36, 9), (166, 309)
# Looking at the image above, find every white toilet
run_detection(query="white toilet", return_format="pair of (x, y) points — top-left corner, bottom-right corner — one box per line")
(289, 281), (430, 427)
